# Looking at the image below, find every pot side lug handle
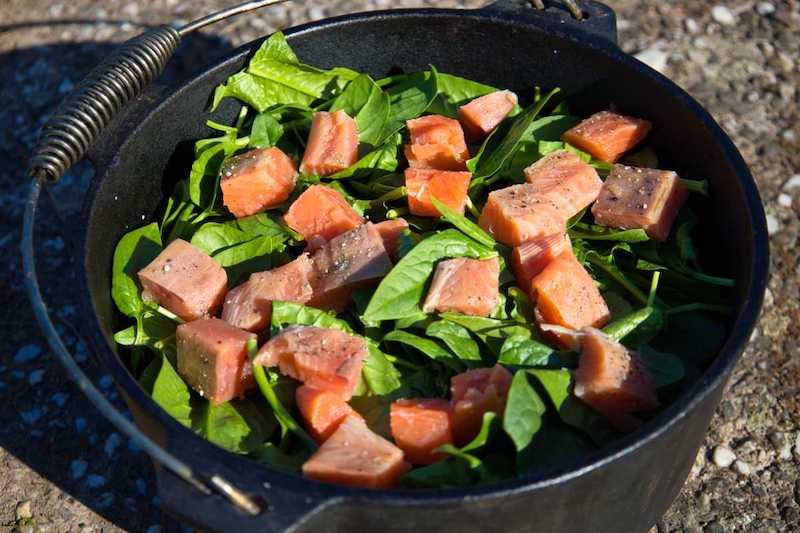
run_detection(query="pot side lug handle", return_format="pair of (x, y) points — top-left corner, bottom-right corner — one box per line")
(480, 0), (618, 45)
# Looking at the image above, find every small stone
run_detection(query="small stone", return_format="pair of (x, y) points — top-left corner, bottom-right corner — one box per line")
(104, 433), (122, 457)
(778, 194), (792, 207)
(13, 344), (41, 364)
(768, 432), (786, 449)
(704, 521), (725, 533)
(783, 174), (800, 192)
(99, 375), (113, 389)
(51, 393), (69, 407)
(778, 446), (792, 461)
(756, 2), (776, 15)
(87, 474), (106, 488)
(766, 214), (780, 235)
(70, 459), (88, 480)
(95, 492), (115, 509)
(783, 130), (798, 143)
(733, 459), (752, 476)
(145, 526), (163, 533)
(635, 43), (669, 73)
(712, 445), (736, 467)
(16, 500), (32, 520)
(685, 18), (700, 33)
(75, 417), (87, 433)
(20, 408), (43, 425)
(28, 369), (45, 386)
(711, 5), (737, 26)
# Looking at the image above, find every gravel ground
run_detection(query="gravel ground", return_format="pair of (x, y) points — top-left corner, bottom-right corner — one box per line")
(0, 1), (798, 531)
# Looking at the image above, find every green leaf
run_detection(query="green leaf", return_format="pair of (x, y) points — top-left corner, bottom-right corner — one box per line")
(270, 301), (353, 333)
(602, 306), (655, 342)
(251, 31), (299, 64)
(330, 74), (390, 146)
(249, 112), (285, 148)
(362, 230), (496, 323)
(362, 344), (403, 395)
(439, 313), (531, 356)
(497, 335), (560, 367)
(569, 223), (650, 243)
(192, 398), (277, 454)
(425, 320), (482, 362)
(503, 371), (546, 451)
(112, 223), (162, 317)
(251, 442), (309, 473)
(114, 310), (176, 350)
(637, 346), (685, 389)
(507, 286), (535, 324)
(139, 352), (192, 427)
(380, 69), (439, 138)
(382, 330), (464, 371)
(429, 196), (495, 248)
(427, 72), (512, 118)
(212, 72), (315, 113)
(328, 133), (401, 180)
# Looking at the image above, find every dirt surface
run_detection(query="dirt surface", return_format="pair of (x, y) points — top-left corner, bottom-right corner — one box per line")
(0, 1), (798, 531)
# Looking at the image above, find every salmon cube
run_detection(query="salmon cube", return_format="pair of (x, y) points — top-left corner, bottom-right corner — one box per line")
(221, 254), (315, 333)
(390, 399), (454, 464)
(512, 233), (571, 291)
(591, 165), (689, 241)
(308, 223), (392, 310)
(300, 111), (359, 176)
(458, 90), (518, 140)
(405, 115), (469, 170)
(138, 239), (227, 322)
(562, 110), (652, 163)
(374, 218), (409, 258)
(422, 257), (500, 316)
(575, 327), (659, 430)
(176, 318), (256, 404)
(302, 415), (410, 488)
(531, 254), (611, 346)
(284, 185), (364, 243)
(478, 184), (565, 246)
(220, 147), (298, 218)
(523, 150), (603, 218)
(296, 385), (363, 443)
(450, 365), (513, 445)
(405, 168), (472, 217)
(254, 326), (367, 400)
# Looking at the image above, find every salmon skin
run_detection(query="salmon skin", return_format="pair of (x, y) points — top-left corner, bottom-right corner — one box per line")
(220, 147), (298, 218)
(405, 168), (472, 217)
(138, 239), (227, 322)
(283, 184), (364, 243)
(221, 253), (315, 333)
(405, 115), (469, 170)
(561, 110), (652, 163)
(302, 415), (410, 488)
(574, 327), (659, 431)
(458, 90), (518, 140)
(422, 257), (500, 317)
(523, 149), (603, 218)
(591, 164), (689, 241)
(176, 318), (256, 404)
(390, 399), (454, 464)
(254, 326), (367, 400)
(512, 233), (571, 291)
(478, 184), (566, 246)
(450, 365), (513, 446)
(300, 110), (359, 176)
(296, 385), (363, 443)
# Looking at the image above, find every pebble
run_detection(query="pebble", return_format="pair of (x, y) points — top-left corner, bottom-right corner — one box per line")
(69, 459), (88, 480)
(711, 5), (737, 26)
(766, 214), (780, 235)
(20, 408), (43, 425)
(13, 344), (41, 364)
(95, 492), (115, 509)
(87, 474), (106, 488)
(756, 2), (776, 16)
(16, 500), (32, 520)
(783, 174), (800, 192)
(734, 459), (752, 476)
(684, 18), (700, 33)
(75, 417), (87, 433)
(778, 193), (792, 207)
(635, 43), (669, 73)
(783, 130), (798, 143)
(712, 445), (737, 467)
(104, 433), (122, 457)
(51, 393), (69, 407)
(135, 478), (147, 495)
(28, 370), (45, 386)
(99, 375), (113, 389)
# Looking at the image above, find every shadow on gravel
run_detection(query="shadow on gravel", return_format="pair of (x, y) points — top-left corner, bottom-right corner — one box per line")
(0, 28), (237, 532)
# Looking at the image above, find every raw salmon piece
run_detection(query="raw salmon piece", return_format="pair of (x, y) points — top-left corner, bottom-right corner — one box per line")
(405, 115), (469, 170)
(302, 415), (410, 488)
(284, 185), (364, 243)
(296, 385), (363, 443)
(512, 233), (571, 291)
(457, 90), (518, 140)
(478, 184), (566, 246)
(138, 239), (227, 322)
(221, 254), (315, 332)
(422, 257), (500, 316)
(308, 222), (392, 310)
(390, 398), (453, 464)
(561, 110), (652, 163)
(531, 254), (611, 347)
(450, 365), (513, 445)
(523, 150), (603, 218)
(176, 318), (255, 404)
(405, 168), (472, 217)
(254, 326), (367, 399)
(220, 147), (298, 218)
(574, 327), (659, 430)
(591, 164), (689, 241)
(300, 111), (359, 176)
(404, 143), (469, 171)
(374, 218), (409, 258)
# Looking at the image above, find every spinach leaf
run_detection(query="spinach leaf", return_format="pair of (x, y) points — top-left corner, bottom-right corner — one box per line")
(251, 31), (299, 64)
(139, 352), (192, 427)
(439, 313), (531, 355)
(381, 69), (438, 138)
(189, 130), (245, 210)
(400, 456), (474, 488)
(503, 371), (546, 451)
(382, 330), (464, 371)
(192, 397), (277, 454)
(517, 421), (594, 475)
(212, 72), (315, 113)
(507, 286), (535, 324)
(112, 223), (162, 317)
(425, 320), (482, 362)
(602, 306), (655, 342)
(330, 74), (390, 146)
(114, 310), (176, 351)
(429, 196), (495, 248)
(362, 230), (496, 323)
(252, 443), (309, 473)
(249, 112), (285, 148)
(497, 335), (563, 368)
(329, 133), (401, 179)
(637, 346), (685, 389)
(248, 59), (353, 101)
(569, 223), (650, 243)
(362, 344), (403, 395)
(427, 72), (512, 118)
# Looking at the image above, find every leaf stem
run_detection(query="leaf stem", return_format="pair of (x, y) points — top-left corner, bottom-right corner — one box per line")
(647, 271), (660, 308)
(370, 186), (407, 207)
(585, 254), (649, 305)
(666, 303), (732, 315)
(681, 179), (709, 196)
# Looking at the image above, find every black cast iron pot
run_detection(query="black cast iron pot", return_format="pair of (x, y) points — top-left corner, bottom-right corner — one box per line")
(23, 1), (768, 531)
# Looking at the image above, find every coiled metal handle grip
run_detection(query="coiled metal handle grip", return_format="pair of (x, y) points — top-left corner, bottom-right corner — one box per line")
(28, 26), (181, 182)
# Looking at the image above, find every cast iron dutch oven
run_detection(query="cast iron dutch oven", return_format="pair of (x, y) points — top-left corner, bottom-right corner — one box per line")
(23, 1), (768, 531)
